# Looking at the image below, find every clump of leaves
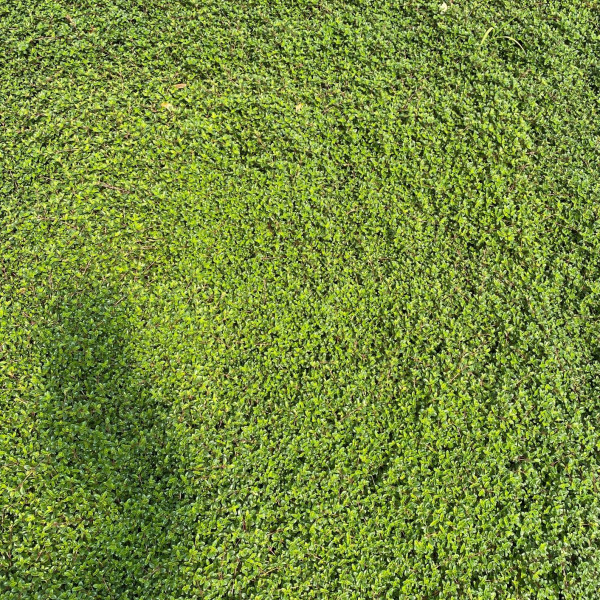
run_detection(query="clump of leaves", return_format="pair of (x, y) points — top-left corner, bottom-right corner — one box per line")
(2, 0), (600, 598)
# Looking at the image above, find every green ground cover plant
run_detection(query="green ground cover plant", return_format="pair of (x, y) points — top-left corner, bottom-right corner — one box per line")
(2, 0), (600, 597)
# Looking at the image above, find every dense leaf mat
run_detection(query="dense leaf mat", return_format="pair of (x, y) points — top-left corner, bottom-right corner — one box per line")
(2, 1), (600, 598)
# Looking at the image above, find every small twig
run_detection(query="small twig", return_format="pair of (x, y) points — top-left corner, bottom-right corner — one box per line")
(96, 181), (131, 194)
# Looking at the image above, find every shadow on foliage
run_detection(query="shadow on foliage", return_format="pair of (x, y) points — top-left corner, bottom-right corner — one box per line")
(36, 287), (187, 595)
